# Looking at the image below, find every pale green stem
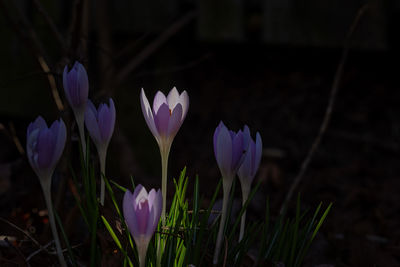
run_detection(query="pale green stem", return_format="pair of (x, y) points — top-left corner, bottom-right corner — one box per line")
(158, 142), (171, 267)
(41, 178), (67, 267)
(213, 176), (233, 265)
(98, 146), (107, 206)
(160, 143), (171, 225)
(137, 239), (149, 267)
(239, 185), (250, 242)
(75, 111), (87, 161)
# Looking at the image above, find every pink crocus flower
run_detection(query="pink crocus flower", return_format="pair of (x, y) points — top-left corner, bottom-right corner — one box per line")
(123, 185), (162, 267)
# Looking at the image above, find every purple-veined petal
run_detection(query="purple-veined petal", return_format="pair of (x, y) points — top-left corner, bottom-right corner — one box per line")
(76, 62), (89, 105)
(135, 198), (150, 237)
(97, 99), (115, 143)
(123, 190), (139, 238)
(140, 89), (159, 139)
(50, 119), (66, 167)
(85, 103), (101, 145)
(152, 91), (167, 114)
(254, 132), (262, 175)
(36, 129), (56, 170)
(213, 121), (224, 160)
(167, 103), (183, 137)
(27, 116), (47, 137)
(154, 103), (170, 137)
(216, 125), (233, 178)
(231, 130), (244, 170)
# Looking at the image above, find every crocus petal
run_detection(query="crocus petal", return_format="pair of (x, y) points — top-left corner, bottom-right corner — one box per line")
(213, 121), (224, 159)
(167, 103), (183, 137)
(85, 101), (101, 144)
(76, 62), (89, 105)
(154, 103), (170, 137)
(98, 99), (115, 143)
(231, 130), (244, 170)
(153, 91), (167, 114)
(179, 90), (189, 121)
(140, 89), (159, 139)
(27, 116), (47, 137)
(50, 119), (67, 167)
(123, 190), (139, 237)
(254, 132), (262, 175)
(135, 198), (150, 236)
(166, 87), (180, 110)
(36, 129), (56, 170)
(238, 142), (253, 180)
(216, 125), (233, 178)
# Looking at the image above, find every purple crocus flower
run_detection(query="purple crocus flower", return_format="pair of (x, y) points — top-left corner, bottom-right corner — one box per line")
(140, 87), (189, 224)
(84, 98), (116, 152)
(123, 185), (162, 267)
(84, 98), (116, 205)
(63, 61), (89, 113)
(237, 128), (262, 241)
(213, 121), (250, 264)
(26, 116), (67, 181)
(26, 116), (67, 267)
(213, 121), (251, 181)
(238, 129), (262, 189)
(140, 87), (189, 150)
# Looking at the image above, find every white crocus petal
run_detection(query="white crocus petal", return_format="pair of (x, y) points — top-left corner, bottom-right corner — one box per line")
(166, 87), (181, 110)
(180, 90), (189, 121)
(153, 91), (167, 113)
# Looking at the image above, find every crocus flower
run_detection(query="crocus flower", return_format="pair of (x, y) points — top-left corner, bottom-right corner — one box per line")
(140, 87), (189, 224)
(84, 98), (116, 205)
(237, 129), (262, 241)
(27, 116), (67, 182)
(212, 122), (250, 264)
(26, 116), (67, 267)
(63, 61), (89, 156)
(123, 185), (162, 267)
(140, 87), (189, 152)
(63, 61), (89, 113)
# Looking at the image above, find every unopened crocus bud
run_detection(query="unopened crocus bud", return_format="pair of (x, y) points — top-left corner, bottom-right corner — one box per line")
(26, 116), (67, 267)
(140, 87), (189, 224)
(237, 129), (262, 241)
(84, 98), (116, 205)
(123, 185), (162, 267)
(26, 116), (67, 182)
(63, 61), (89, 114)
(63, 61), (89, 156)
(213, 122), (250, 264)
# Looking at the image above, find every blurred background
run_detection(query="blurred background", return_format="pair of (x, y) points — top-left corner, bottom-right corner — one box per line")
(0, 0), (400, 266)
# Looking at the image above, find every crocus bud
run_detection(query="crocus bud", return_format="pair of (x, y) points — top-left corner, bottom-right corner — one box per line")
(84, 98), (116, 205)
(123, 185), (162, 267)
(213, 122), (250, 264)
(26, 116), (67, 181)
(62, 61), (89, 114)
(237, 129), (262, 192)
(237, 128), (262, 241)
(84, 98), (116, 153)
(213, 122), (250, 181)
(140, 87), (189, 152)
(26, 116), (67, 267)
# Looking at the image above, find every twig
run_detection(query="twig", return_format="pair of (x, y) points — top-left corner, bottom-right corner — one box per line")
(114, 11), (197, 87)
(0, 217), (42, 249)
(26, 241), (53, 262)
(0, 0), (64, 112)
(280, 4), (370, 214)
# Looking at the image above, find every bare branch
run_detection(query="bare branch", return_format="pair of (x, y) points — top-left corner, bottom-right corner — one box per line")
(280, 4), (370, 214)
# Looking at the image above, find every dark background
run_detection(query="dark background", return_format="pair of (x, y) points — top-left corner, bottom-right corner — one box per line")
(0, 0), (399, 266)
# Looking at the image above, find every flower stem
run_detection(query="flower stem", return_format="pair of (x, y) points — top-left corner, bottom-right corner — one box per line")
(75, 111), (87, 161)
(41, 179), (67, 267)
(160, 145), (170, 226)
(99, 147), (107, 206)
(213, 176), (233, 265)
(137, 241), (149, 267)
(239, 186), (250, 242)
